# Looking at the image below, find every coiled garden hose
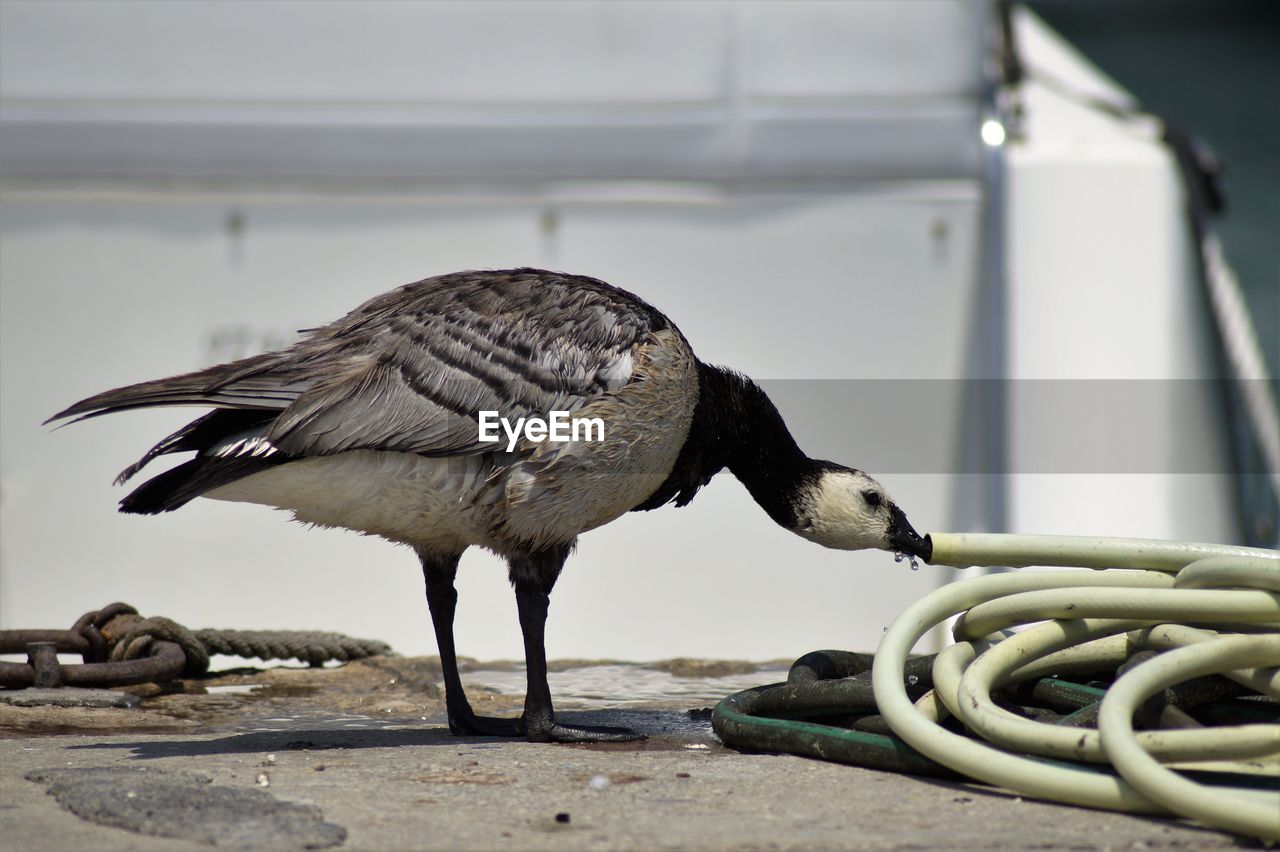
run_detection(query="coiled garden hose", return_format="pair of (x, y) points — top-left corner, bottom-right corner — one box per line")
(876, 533), (1279, 839)
(713, 532), (1280, 841)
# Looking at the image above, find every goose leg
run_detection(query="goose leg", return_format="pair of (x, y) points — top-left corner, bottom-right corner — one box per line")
(419, 547), (521, 737)
(510, 546), (644, 743)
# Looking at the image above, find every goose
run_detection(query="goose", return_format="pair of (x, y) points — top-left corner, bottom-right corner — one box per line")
(49, 267), (931, 743)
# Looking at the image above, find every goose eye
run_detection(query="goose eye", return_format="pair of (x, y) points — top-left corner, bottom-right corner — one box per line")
(862, 490), (882, 509)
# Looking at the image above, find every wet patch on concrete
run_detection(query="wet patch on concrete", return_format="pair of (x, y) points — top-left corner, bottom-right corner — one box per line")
(463, 662), (785, 711)
(25, 766), (346, 849)
(0, 706), (198, 738)
(1, 656), (757, 743)
(644, 658), (788, 678)
(131, 656), (456, 730)
(0, 689), (171, 738)
(0, 688), (140, 709)
(65, 726), (459, 761)
(1, 656), (469, 739)
(550, 709), (728, 753)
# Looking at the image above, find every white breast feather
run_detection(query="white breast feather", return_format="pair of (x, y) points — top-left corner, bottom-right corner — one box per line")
(204, 450), (488, 552)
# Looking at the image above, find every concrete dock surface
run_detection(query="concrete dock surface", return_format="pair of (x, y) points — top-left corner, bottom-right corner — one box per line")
(0, 657), (1253, 850)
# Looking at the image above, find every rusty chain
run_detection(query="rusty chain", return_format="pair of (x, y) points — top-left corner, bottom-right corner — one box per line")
(0, 604), (186, 688)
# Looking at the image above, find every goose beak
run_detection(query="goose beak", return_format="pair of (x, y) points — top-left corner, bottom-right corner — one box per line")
(887, 504), (932, 562)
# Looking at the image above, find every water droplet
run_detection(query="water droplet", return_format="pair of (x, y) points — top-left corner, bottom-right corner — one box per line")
(907, 675), (919, 686)
(588, 774), (610, 792)
(894, 552), (921, 570)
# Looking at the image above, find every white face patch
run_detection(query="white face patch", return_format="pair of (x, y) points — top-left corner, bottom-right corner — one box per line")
(791, 469), (894, 551)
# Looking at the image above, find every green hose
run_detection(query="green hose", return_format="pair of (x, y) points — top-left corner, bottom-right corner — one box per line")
(872, 533), (1280, 840)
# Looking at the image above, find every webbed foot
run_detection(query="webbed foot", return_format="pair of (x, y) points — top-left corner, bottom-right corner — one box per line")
(447, 709), (523, 738)
(525, 719), (646, 743)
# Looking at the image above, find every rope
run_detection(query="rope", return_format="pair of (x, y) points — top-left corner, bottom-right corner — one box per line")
(193, 629), (392, 668)
(97, 610), (391, 675)
(105, 614), (211, 677)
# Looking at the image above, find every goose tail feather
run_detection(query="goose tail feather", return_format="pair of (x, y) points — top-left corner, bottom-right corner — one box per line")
(45, 353), (294, 426)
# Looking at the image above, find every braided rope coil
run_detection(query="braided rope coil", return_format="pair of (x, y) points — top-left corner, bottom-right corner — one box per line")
(194, 630), (391, 667)
(93, 607), (391, 676)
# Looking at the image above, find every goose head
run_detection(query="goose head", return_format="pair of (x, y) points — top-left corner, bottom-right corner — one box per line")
(791, 464), (931, 561)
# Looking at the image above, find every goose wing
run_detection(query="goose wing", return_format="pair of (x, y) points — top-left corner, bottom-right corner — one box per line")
(51, 269), (674, 462)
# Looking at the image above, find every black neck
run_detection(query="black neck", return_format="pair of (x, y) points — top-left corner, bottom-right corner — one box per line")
(705, 367), (823, 528)
(633, 362), (827, 523)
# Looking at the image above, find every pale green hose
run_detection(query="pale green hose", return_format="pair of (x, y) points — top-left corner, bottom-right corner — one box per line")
(873, 533), (1280, 838)
(926, 637), (980, 721)
(927, 533), (1272, 571)
(955, 586), (1280, 639)
(875, 569), (1174, 814)
(1099, 634), (1280, 839)
(1134, 623), (1280, 697)
(1174, 556), (1280, 592)
(955, 617), (1280, 763)
(921, 631), (1132, 723)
